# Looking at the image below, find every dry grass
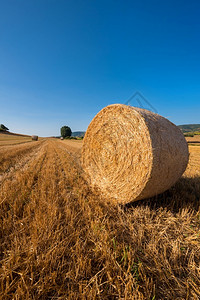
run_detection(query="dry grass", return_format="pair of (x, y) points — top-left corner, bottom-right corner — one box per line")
(0, 133), (44, 146)
(61, 139), (83, 151)
(0, 138), (200, 299)
(0, 141), (45, 175)
(186, 135), (200, 144)
(0, 133), (32, 146)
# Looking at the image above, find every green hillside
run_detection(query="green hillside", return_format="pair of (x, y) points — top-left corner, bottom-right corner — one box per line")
(178, 124), (200, 133)
(71, 131), (85, 137)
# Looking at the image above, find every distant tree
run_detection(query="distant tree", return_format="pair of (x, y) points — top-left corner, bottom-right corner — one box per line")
(0, 124), (9, 131)
(60, 126), (72, 138)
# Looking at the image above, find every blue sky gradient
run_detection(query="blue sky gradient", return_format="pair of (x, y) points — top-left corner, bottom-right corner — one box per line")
(0, 0), (200, 136)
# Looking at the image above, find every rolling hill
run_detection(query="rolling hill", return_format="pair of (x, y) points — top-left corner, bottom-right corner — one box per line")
(0, 130), (30, 137)
(178, 124), (200, 133)
(71, 131), (85, 137)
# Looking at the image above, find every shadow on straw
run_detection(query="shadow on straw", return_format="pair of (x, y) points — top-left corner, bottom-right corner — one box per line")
(123, 176), (200, 214)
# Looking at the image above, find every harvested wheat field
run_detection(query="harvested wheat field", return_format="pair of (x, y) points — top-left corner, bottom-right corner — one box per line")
(186, 135), (200, 144)
(0, 132), (33, 146)
(0, 137), (200, 299)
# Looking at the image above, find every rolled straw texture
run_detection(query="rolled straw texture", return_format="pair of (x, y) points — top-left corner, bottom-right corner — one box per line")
(32, 135), (38, 141)
(82, 104), (189, 204)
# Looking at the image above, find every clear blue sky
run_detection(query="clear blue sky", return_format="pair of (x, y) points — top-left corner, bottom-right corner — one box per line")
(0, 0), (200, 136)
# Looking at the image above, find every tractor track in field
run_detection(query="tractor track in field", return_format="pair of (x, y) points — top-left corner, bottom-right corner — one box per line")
(56, 140), (82, 167)
(0, 140), (47, 185)
(0, 140), (46, 175)
(47, 140), (82, 192)
(0, 143), (48, 206)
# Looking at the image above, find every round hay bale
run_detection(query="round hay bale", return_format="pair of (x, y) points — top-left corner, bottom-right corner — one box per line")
(82, 104), (189, 204)
(32, 135), (38, 141)
(60, 137), (64, 140)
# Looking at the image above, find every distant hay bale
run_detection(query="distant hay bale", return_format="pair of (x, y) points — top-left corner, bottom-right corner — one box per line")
(32, 135), (38, 141)
(60, 137), (64, 140)
(82, 104), (189, 204)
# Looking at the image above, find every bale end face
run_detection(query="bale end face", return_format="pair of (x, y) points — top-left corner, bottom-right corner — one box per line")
(82, 104), (189, 204)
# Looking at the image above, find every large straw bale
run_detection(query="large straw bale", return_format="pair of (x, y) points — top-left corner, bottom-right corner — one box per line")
(82, 104), (189, 204)
(32, 135), (38, 141)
